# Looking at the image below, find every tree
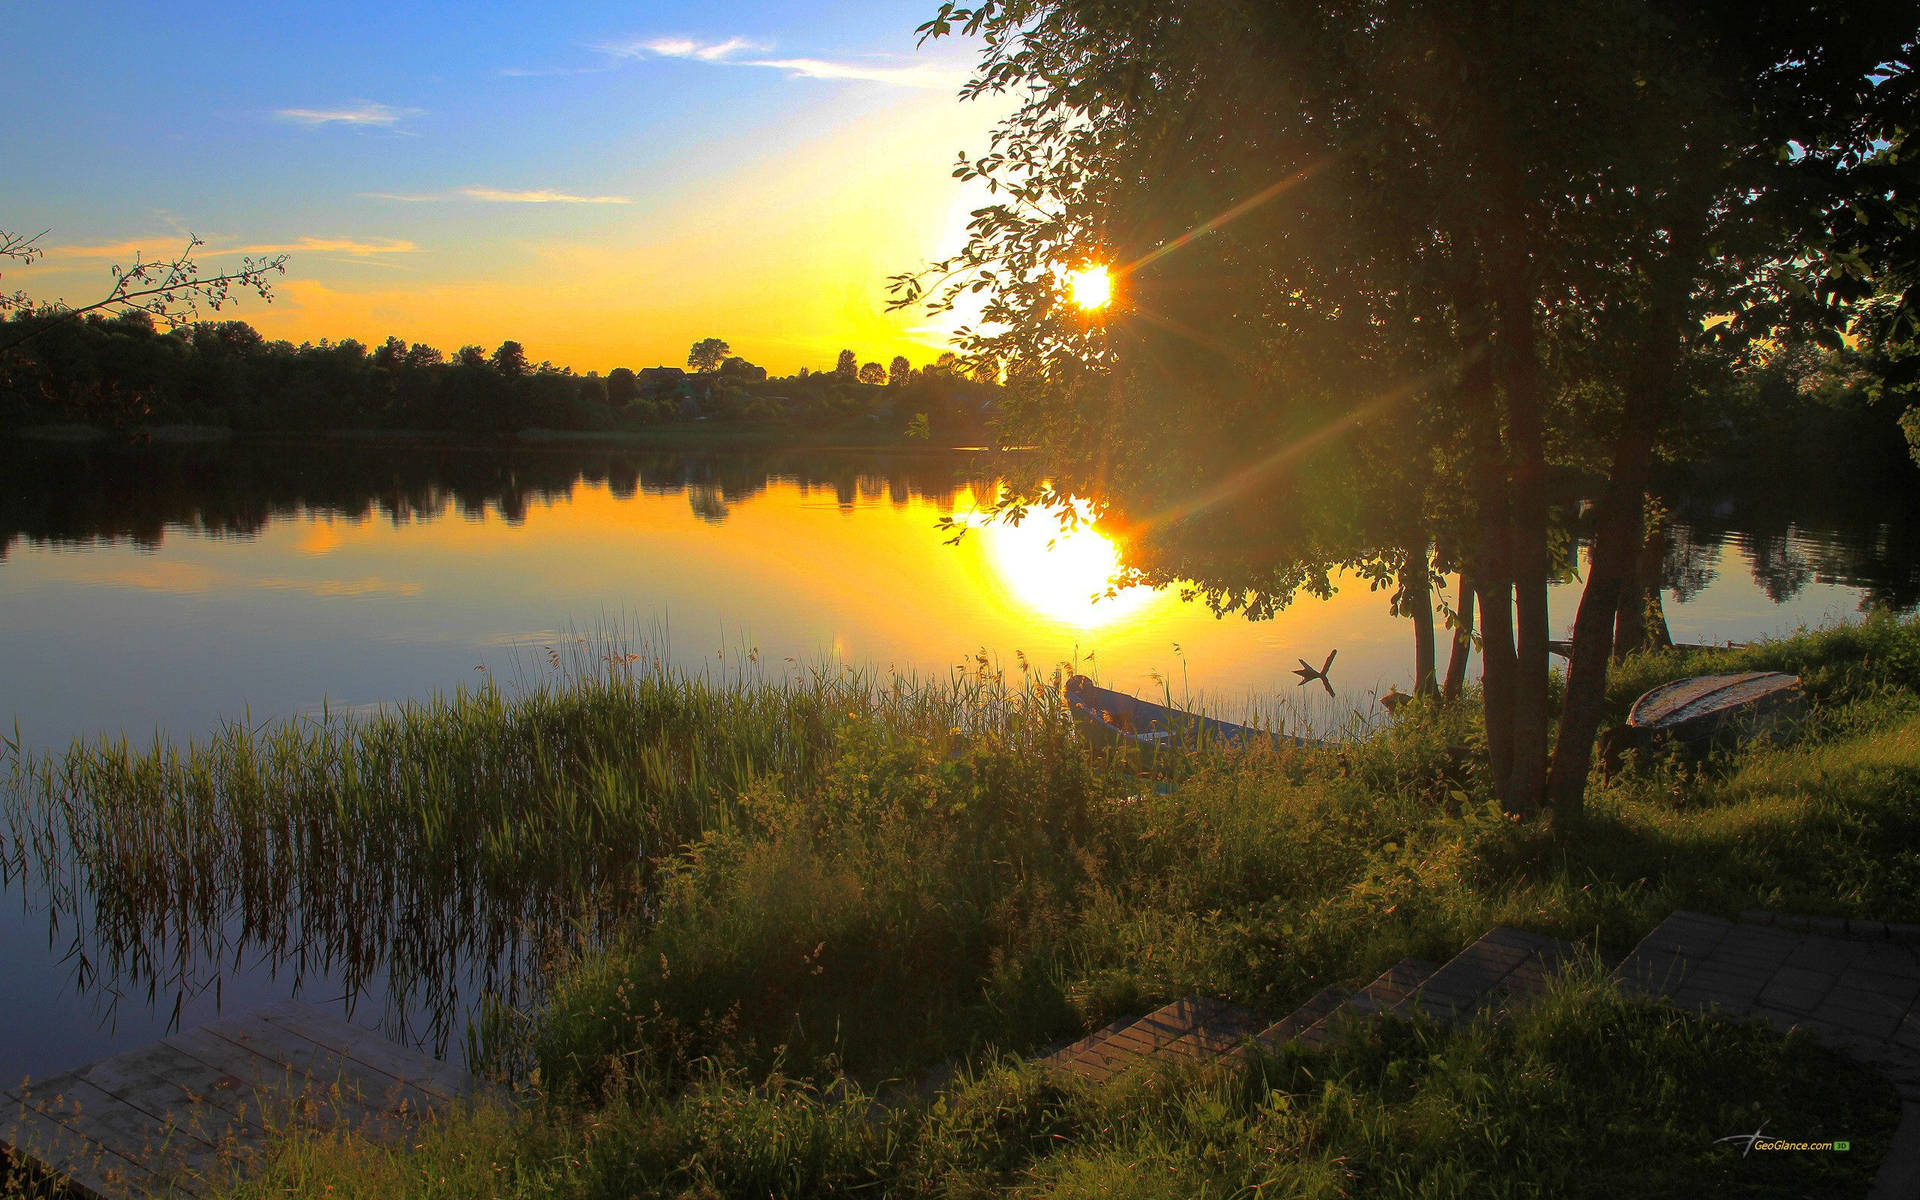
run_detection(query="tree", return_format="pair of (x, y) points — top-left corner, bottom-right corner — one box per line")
(889, 355), (912, 388)
(835, 349), (858, 380)
(688, 337), (732, 373)
(1, 230), (287, 358)
(454, 345), (488, 369)
(859, 361), (886, 385)
(718, 355), (767, 383)
(607, 366), (639, 407)
(372, 335), (409, 372)
(490, 340), (529, 377)
(901, 0), (1918, 816)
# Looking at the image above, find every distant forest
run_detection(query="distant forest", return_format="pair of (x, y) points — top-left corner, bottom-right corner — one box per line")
(0, 311), (1000, 440)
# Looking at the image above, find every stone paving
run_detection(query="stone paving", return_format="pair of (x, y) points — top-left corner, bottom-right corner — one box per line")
(1389, 926), (1578, 1025)
(1614, 910), (1920, 1200)
(1290, 958), (1440, 1051)
(1615, 910), (1920, 1086)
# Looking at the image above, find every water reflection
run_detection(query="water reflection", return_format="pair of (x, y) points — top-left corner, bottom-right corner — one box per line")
(0, 646), (780, 1076)
(0, 438), (1001, 554)
(0, 435), (1914, 1085)
(5, 439), (1913, 612)
(1658, 477), (1920, 614)
(980, 503), (1162, 628)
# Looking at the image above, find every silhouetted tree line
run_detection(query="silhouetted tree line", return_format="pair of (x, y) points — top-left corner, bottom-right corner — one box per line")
(0, 311), (998, 441)
(0, 439), (1003, 559)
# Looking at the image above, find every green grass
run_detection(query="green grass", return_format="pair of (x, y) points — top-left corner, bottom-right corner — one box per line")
(213, 970), (1896, 1199)
(4, 617), (1918, 1196)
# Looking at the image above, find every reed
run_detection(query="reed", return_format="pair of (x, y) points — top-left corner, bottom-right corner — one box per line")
(0, 639), (1152, 1056)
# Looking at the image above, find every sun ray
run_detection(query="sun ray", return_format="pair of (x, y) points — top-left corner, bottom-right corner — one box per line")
(1120, 161), (1328, 277)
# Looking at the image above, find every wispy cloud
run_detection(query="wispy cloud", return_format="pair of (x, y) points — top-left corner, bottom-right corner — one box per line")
(274, 101), (420, 128)
(745, 57), (966, 88)
(600, 36), (766, 62)
(47, 236), (418, 260)
(596, 35), (965, 89)
(365, 186), (632, 205)
(460, 187), (632, 205)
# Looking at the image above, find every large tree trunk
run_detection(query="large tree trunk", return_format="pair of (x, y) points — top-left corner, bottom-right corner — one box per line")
(1443, 572), (1475, 700)
(1405, 543), (1438, 695)
(1545, 440), (1652, 816)
(1613, 509), (1672, 659)
(1458, 298), (1521, 810)
(1545, 223), (1699, 815)
(1476, 567), (1519, 804)
(1491, 259), (1551, 816)
(1646, 583), (1674, 651)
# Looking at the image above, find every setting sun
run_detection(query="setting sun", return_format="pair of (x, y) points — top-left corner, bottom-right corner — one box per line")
(1069, 265), (1114, 311)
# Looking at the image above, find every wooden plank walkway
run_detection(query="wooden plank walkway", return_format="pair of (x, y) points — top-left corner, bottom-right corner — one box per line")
(1, 1001), (485, 1199)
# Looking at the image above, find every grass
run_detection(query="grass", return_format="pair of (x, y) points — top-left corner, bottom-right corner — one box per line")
(208, 970), (1896, 1199)
(3, 615), (1917, 1195)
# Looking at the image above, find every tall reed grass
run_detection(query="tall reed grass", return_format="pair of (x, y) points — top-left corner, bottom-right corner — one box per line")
(0, 640), (1184, 1056)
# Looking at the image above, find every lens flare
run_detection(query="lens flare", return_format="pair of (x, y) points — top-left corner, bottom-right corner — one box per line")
(1069, 265), (1113, 311)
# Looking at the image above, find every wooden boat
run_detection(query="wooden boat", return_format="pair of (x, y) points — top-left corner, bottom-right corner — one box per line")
(1064, 675), (1316, 751)
(1547, 637), (1749, 659)
(1621, 671), (1805, 755)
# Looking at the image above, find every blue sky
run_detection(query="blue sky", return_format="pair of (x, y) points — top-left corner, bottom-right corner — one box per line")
(2, 1), (1003, 372)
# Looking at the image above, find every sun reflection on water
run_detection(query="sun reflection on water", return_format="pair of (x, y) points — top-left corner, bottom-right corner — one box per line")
(980, 502), (1161, 628)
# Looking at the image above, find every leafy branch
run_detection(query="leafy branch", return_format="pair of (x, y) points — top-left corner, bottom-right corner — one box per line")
(0, 231), (289, 357)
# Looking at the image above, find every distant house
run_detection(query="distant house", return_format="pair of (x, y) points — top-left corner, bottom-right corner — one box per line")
(637, 366), (688, 393)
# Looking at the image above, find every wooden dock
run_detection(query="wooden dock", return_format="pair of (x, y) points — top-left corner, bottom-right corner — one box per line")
(1, 1001), (485, 1198)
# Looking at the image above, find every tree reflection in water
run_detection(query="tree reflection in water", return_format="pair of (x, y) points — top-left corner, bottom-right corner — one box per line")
(0, 435), (1912, 1064)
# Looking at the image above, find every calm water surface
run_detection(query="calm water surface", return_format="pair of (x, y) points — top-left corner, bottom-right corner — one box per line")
(1, 436), (1915, 1084)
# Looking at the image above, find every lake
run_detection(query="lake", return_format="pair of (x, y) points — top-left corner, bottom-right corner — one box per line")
(1, 433), (1916, 1085)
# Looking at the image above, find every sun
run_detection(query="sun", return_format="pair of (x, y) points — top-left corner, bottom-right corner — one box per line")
(1068, 264), (1113, 311)
(982, 501), (1159, 628)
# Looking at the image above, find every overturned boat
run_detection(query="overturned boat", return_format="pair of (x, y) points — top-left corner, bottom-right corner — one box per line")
(1620, 671), (1805, 757)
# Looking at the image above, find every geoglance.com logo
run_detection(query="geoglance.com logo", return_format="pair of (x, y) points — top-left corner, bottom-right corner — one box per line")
(1715, 1123), (1851, 1156)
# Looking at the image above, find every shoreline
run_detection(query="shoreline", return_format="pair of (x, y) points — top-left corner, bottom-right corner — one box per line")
(3, 420), (1005, 454)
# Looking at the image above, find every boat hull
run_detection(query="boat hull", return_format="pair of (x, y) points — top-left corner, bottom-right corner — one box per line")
(1063, 675), (1313, 751)
(1621, 671), (1805, 756)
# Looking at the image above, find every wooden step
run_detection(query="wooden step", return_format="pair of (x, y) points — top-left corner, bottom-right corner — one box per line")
(1393, 926), (1582, 1025)
(1252, 985), (1350, 1052)
(1042, 997), (1265, 1082)
(1037, 928), (1584, 1086)
(1294, 958), (1441, 1051)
